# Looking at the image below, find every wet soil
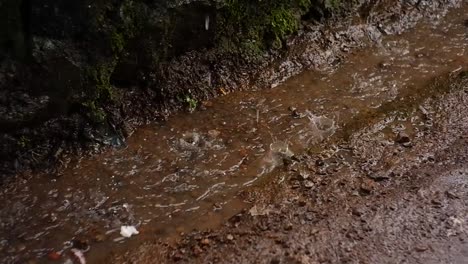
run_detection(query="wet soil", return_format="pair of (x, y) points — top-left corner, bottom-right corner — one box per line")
(1, 2), (467, 264)
(125, 84), (468, 263)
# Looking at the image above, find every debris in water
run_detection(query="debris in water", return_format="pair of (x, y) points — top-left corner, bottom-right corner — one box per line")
(120, 225), (139, 238)
(205, 15), (210, 30)
(71, 248), (86, 264)
(47, 251), (61, 260)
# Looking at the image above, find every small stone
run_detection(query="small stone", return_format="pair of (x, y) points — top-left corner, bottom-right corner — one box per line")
(431, 198), (442, 206)
(172, 252), (184, 261)
(446, 190), (459, 199)
(72, 238), (89, 250)
(315, 159), (325, 166)
(291, 110), (303, 118)
(378, 61), (391, 69)
(200, 238), (210, 245)
(284, 222), (293, 231)
(202, 101), (213, 107)
(192, 245), (203, 255)
(226, 234), (234, 241)
(290, 180), (301, 189)
(270, 258), (280, 264)
(94, 234), (106, 242)
(207, 130), (220, 138)
(395, 132), (411, 144)
(402, 142), (413, 148)
(360, 180), (376, 195)
(352, 208), (364, 217)
(303, 180), (314, 189)
(414, 245), (428, 252)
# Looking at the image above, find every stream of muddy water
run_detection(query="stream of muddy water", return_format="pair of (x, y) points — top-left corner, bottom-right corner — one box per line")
(1, 5), (467, 264)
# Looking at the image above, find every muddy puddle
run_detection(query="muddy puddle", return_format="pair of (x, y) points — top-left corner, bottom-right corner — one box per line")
(1, 5), (467, 264)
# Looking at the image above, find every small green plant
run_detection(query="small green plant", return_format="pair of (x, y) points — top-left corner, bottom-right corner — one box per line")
(185, 95), (198, 113)
(18, 135), (30, 148)
(81, 101), (107, 123)
(269, 7), (298, 48)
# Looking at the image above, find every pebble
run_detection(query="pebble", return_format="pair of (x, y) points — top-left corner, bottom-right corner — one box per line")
(208, 130), (220, 138)
(303, 180), (315, 189)
(446, 190), (459, 199)
(226, 234), (234, 241)
(200, 238), (210, 245)
(352, 208), (365, 217)
(94, 234), (106, 242)
(396, 132), (411, 144)
(305, 213), (314, 221)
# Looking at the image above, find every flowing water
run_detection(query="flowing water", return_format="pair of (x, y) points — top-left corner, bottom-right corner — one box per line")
(1, 5), (467, 264)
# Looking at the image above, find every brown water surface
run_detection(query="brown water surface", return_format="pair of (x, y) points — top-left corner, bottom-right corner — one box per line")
(0, 5), (466, 264)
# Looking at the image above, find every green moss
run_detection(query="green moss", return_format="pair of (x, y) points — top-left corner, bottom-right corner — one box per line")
(81, 61), (118, 123)
(215, 0), (314, 59)
(110, 30), (125, 54)
(269, 7), (299, 48)
(81, 100), (107, 123)
(89, 61), (116, 99)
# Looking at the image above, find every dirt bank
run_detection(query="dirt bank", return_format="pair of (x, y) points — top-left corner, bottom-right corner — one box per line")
(112, 71), (468, 263)
(0, 0), (462, 180)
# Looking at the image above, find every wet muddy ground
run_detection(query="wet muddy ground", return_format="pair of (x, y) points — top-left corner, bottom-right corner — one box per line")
(1, 2), (467, 264)
(115, 73), (468, 264)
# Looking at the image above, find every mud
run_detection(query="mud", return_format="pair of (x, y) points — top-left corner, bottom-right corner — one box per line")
(113, 71), (468, 264)
(0, 2), (467, 263)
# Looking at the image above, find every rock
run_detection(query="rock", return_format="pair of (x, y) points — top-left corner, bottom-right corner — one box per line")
(284, 222), (293, 231)
(303, 180), (315, 188)
(192, 245), (203, 255)
(395, 132), (411, 144)
(402, 142), (413, 148)
(446, 190), (459, 199)
(315, 159), (325, 166)
(352, 208), (365, 217)
(368, 173), (390, 181)
(291, 109), (303, 118)
(414, 245), (428, 252)
(208, 130), (220, 138)
(94, 234), (106, 242)
(360, 179), (376, 195)
(226, 234), (234, 241)
(200, 238), (210, 245)
(72, 238), (89, 250)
